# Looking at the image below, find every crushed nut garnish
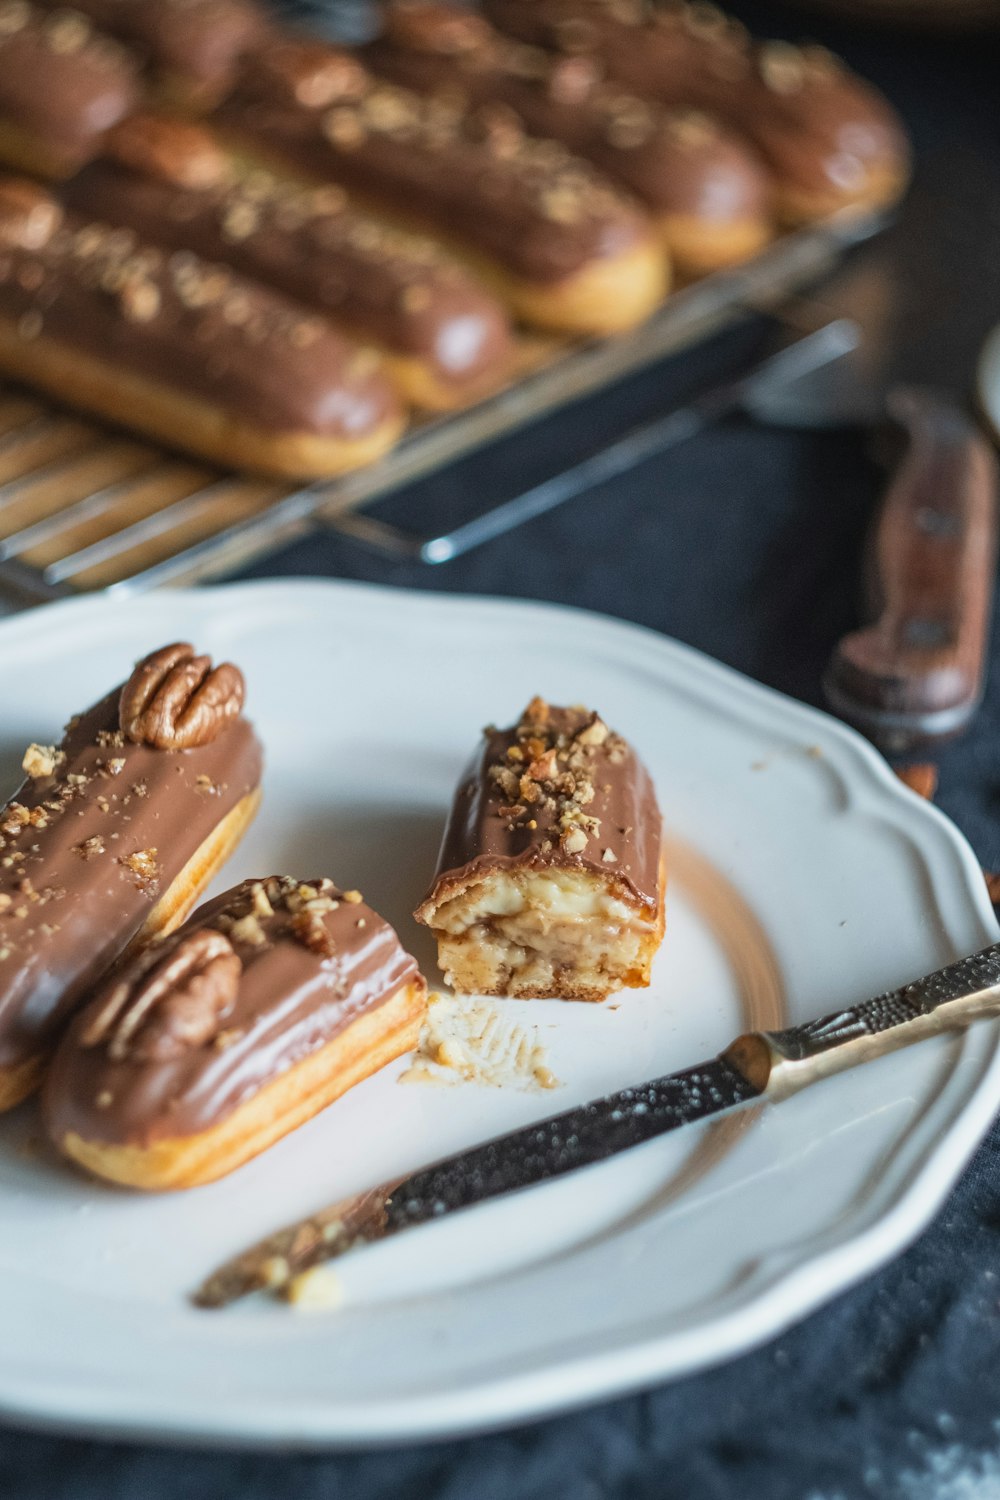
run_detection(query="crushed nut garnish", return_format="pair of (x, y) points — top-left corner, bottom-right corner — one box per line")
(230, 913), (267, 947)
(290, 910), (337, 959)
(251, 882), (274, 918)
(343, 889), (363, 904)
(119, 848), (158, 885)
(75, 835), (106, 859)
(21, 744), (62, 779)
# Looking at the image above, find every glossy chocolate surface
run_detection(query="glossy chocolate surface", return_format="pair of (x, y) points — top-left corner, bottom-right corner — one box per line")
(45, 876), (420, 1145)
(0, 185), (399, 437)
(219, 41), (651, 285)
(0, 684), (262, 1070)
(0, 2), (140, 168)
(365, 11), (768, 226)
(420, 699), (662, 913)
(483, 0), (908, 202)
(65, 138), (513, 387)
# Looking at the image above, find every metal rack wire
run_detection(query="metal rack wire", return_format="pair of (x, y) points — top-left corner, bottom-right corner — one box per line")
(0, 208), (884, 608)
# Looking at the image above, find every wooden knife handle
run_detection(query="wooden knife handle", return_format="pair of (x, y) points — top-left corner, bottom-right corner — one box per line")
(825, 387), (999, 752)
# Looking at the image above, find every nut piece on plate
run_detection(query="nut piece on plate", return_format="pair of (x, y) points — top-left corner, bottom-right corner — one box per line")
(414, 697), (665, 1000)
(44, 876), (428, 1190)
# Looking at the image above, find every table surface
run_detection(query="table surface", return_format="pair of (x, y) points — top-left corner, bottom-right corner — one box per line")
(4, 4), (1000, 1496)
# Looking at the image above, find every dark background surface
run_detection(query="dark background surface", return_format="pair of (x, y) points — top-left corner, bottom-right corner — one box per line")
(5, 4), (1000, 1496)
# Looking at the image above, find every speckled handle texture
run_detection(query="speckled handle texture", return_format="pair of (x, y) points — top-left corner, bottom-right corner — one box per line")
(742, 942), (1000, 1101)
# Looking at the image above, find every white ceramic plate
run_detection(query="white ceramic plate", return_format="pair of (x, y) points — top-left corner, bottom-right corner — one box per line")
(0, 580), (996, 1448)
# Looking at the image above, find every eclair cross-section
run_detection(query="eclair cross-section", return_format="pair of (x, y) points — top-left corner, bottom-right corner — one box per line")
(0, 642), (263, 1111)
(415, 697), (665, 1001)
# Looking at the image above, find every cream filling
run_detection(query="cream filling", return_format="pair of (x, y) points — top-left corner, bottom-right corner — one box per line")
(429, 869), (654, 992)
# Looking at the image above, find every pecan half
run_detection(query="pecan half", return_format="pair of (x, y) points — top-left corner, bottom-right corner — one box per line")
(105, 115), (229, 191)
(119, 642), (245, 749)
(80, 928), (241, 1063)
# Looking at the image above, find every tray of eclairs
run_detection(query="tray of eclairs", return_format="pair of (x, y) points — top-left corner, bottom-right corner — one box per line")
(0, 0), (910, 561)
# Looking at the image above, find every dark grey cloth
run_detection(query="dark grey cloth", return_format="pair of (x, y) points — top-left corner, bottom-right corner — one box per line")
(4, 4), (1000, 1496)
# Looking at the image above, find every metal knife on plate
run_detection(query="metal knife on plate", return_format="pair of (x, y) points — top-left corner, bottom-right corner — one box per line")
(195, 941), (1000, 1309)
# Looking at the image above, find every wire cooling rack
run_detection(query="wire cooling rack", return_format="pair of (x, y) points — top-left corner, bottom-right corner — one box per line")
(0, 208), (884, 607)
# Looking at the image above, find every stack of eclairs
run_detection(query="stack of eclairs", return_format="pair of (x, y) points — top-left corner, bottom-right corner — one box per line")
(6, 642), (666, 1192)
(0, 0), (909, 477)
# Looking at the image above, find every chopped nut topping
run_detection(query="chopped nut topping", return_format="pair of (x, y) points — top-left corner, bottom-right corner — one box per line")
(561, 826), (588, 855)
(324, 107), (367, 150)
(119, 278), (160, 323)
(74, 835), (105, 860)
(230, 913), (267, 947)
(120, 848), (158, 885)
(213, 1027), (245, 1050)
(21, 743), (62, 779)
(251, 882), (274, 918)
(291, 910), (337, 959)
(759, 41), (806, 93)
(343, 889), (363, 904)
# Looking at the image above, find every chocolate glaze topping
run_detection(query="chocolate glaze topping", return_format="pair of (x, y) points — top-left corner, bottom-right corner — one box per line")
(0, 655), (262, 1071)
(36, 0), (269, 102)
(483, 0), (908, 206)
(45, 876), (421, 1146)
(65, 118), (513, 389)
(365, 6), (769, 228)
(419, 697), (663, 914)
(218, 40), (652, 286)
(0, 179), (400, 438)
(0, 2), (141, 170)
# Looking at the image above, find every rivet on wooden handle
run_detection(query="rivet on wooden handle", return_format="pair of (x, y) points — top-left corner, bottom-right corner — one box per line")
(825, 386), (999, 752)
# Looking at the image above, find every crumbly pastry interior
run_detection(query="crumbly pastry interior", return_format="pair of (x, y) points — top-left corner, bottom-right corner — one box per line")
(416, 696), (666, 1001)
(430, 867), (661, 1001)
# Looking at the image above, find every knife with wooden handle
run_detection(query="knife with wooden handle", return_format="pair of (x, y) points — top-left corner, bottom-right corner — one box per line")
(194, 942), (1000, 1308)
(824, 387), (999, 753)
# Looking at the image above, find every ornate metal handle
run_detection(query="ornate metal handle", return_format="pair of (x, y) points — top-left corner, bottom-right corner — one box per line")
(724, 942), (1000, 1101)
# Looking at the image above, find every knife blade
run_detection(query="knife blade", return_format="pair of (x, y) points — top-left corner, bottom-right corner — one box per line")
(194, 941), (1000, 1308)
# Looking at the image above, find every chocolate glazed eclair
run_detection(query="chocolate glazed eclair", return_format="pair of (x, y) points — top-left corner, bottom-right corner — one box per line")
(44, 876), (427, 1190)
(0, 643), (263, 1112)
(484, 0), (910, 224)
(366, 2), (773, 277)
(215, 40), (668, 336)
(64, 115), (516, 412)
(0, 1), (141, 180)
(415, 696), (666, 1001)
(0, 177), (403, 478)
